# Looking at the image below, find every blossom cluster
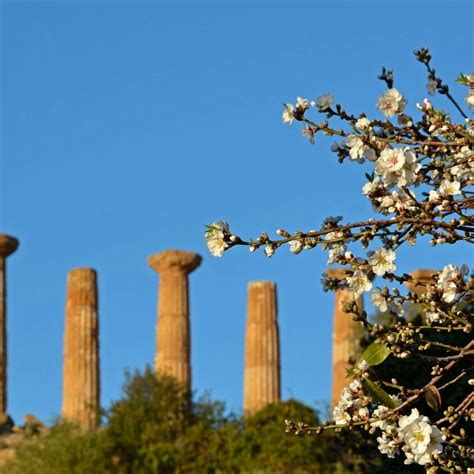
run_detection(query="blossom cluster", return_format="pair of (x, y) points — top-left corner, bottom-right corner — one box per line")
(332, 377), (446, 467)
(374, 408), (445, 466)
(204, 48), (473, 471)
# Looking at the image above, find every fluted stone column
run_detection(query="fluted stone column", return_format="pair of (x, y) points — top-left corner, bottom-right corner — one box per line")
(405, 269), (436, 294)
(243, 281), (281, 415)
(148, 250), (201, 392)
(325, 269), (365, 408)
(0, 234), (19, 416)
(62, 268), (100, 429)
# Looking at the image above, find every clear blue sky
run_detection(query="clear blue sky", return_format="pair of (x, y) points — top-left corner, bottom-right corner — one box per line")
(1, 1), (472, 424)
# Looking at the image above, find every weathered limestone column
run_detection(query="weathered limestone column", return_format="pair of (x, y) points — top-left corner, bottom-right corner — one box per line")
(405, 269), (436, 294)
(147, 250), (202, 392)
(325, 269), (365, 408)
(243, 281), (281, 415)
(0, 234), (19, 416)
(62, 268), (100, 429)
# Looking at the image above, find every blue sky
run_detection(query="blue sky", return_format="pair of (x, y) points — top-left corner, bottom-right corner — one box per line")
(1, 1), (472, 424)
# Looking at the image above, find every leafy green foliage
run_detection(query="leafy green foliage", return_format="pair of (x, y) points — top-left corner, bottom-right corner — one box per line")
(3, 366), (418, 473)
(3, 422), (109, 474)
(362, 379), (396, 408)
(358, 342), (390, 367)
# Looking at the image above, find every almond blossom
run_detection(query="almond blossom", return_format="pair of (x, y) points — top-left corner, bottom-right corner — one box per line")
(345, 134), (376, 161)
(374, 148), (420, 187)
(316, 93), (333, 111)
(437, 264), (469, 303)
(289, 240), (303, 255)
(205, 221), (230, 257)
(355, 117), (371, 130)
(439, 179), (461, 196)
(282, 103), (295, 125)
(398, 409), (446, 466)
(371, 289), (403, 316)
(206, 50), (473, 471)
(346, 270), (372, 296)
(376, 88), (407, 117)
(368, 248), (396, 275)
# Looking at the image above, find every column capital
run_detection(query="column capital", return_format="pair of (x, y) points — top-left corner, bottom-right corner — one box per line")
(0, 234), (19, 258)
(148, 250), (202, 274)
(410, 269), (437, 281)
(68, 268), (97, 284)
(248, 280), (275, 290)
(325, 268), (350, 280)
(405, 269), (437, 294)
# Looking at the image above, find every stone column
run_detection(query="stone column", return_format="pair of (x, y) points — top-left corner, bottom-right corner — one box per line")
(243, 281), (281, 415)
(0, 234), (19, 416)
(62, 268), (100, 429)
(405, 269), (436, 294)
(325, 269), (365, 408)
(147, 250), (202, 392)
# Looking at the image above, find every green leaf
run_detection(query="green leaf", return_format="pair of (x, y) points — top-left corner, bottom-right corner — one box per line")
(455, 73), (469, 85)
(358, 342), (391, 367)
(363, 379), (397, 408)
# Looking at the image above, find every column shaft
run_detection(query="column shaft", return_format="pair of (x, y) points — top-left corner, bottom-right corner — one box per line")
(62, 268), (100, 429)
(326, 270), (365, 408)
(155, 270), (191, 388)
(0, 234), (19, 417)
(244, 281), (280, 415)
(0, 258), (7, 414)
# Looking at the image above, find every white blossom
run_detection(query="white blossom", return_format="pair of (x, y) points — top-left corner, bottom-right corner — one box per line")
(316, 93), (334, 111)
(371, 405), (390, 430)
(362, 177), (382, 196)
(349, 379), (363, 392)
(205, 221), (230, 257)
(375, 148), (405, 174)
(371, 289), (389, 312)
(301, 125), (315, 144)
(357, 407), (370, 420)
(427, 77), (437, 96)
(437, 264), (468, 303)
(325, 231), (346, 264)
(439, 179), (461, 196)
(264, 245), (275, 258)
(296, 96), (312, 108)
(377, 433), (400, 458)
(355, 117), (371, 130)
(429, 190), (440, 202)
(376, 88), (407, 117)
(398, 409), (445, 466)
(333, 404), (351, 425)
(289, 240), (303, 255)
(372, 289), (404, 316)
(375, 148), (420, 187)
(340, 387), (354, 406)
(346, 134), (376, 161)
(466, 89), (474, 109)
(426, 311), (442, 324)
(368, 248), (396, 276)
(347, 270), (372, 296)
(282, 103), (295, 125)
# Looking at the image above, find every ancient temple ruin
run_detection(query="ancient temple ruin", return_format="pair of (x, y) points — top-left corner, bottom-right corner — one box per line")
(0, 235), (435, 433)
